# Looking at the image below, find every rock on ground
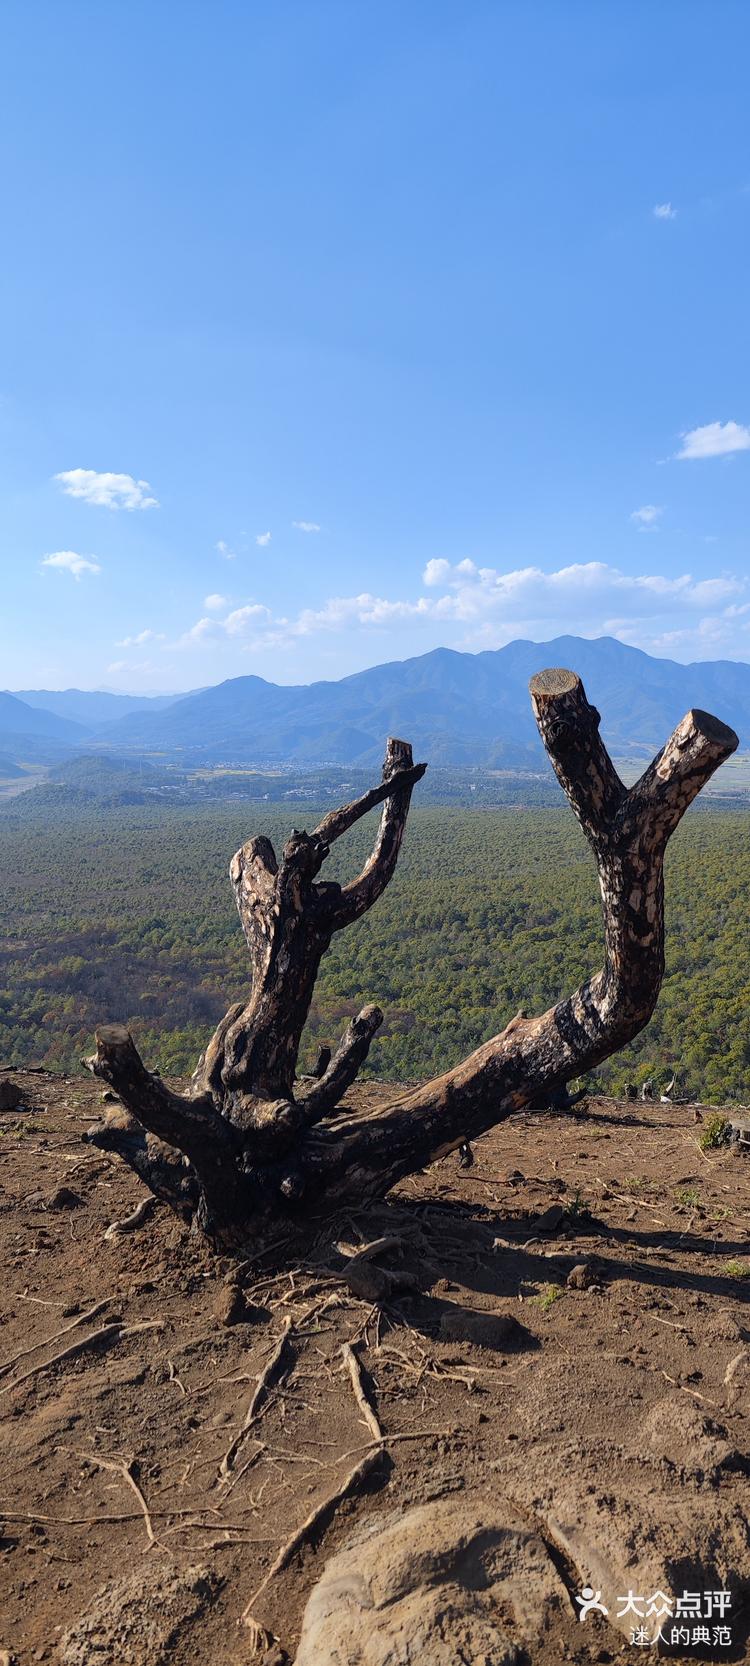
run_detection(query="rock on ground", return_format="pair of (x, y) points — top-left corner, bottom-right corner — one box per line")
(60, 1563), (220, 1666)
(293, 1496), (571, 1666)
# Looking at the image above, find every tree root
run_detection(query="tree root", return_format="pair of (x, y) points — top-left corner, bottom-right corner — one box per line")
(0, 1298), (113, 1379)
(238, 1446), (384, 1627)
(219, 1317), (294, 1481)
(0, 1322), (124, 1397)
(340, 1341), (382, 1440)
(104, 1196), (156, 1240)
(81, 1451), (158, 1549)
(0, 1319), (164, 1398)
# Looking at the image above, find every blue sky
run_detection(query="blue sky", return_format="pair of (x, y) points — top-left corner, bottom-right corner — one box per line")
(1, 1), (749, 693)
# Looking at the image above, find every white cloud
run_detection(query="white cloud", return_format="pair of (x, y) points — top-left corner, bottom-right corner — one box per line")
(216, 539), (237, 561)
(225, 605), (270, 636)
(54, 469), (158, 510)
(204, 593), (228, 611)
(423, 558), (451, 587)
(653, 202), (676, 220)
(115, 628), (165, 647)
(172, 558), (750, 665)
(179, 602), (271, 646)
(292, 520), (321, 533)
(107, 658), (156, 675)
(676, 420), (750, 460)
(631, 504), (663, 529)
(41, 550), (101, 580)
(414, 558), (741, 622)
(255, 531), (272, 547)
(286, 594), (431, 637)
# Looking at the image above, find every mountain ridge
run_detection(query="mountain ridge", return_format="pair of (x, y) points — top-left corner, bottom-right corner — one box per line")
(84, 636), (750, 766)
(14, 689), (182, 727)
(6, 636), (750, 769)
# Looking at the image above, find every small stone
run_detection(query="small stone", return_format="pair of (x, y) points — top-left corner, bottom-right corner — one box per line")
(440, 1307), (531, 1351)
(343, 1261), (390, 1301)
(706, 1311), (745, 1343)
(213, 1286), (261, 1326)
(214, 1286), (246, 1325)
(535, 1203), (564, 1233)
(261, 1649), (288, 1666)
(343, 1261), (417, 1302)
(567, 1262), (594, 1290)
(46, 1186), (83, 1211)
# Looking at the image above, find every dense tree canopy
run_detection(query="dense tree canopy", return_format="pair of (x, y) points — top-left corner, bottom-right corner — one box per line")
(2, 798), (749, 1105)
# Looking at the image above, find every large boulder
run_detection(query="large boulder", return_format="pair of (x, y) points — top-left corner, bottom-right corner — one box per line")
(294, 1496), (571, 1665)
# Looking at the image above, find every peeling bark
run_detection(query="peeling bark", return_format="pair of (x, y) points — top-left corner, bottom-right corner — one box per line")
(84, 674), (737, 1246)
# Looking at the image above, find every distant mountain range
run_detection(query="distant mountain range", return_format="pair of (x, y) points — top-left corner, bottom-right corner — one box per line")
(5, 635), (750, 771)
(0, 690), (86, 742)
(15, 688), (180, 727)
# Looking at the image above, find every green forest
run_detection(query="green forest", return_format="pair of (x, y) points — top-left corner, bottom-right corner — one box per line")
(2, 797), (749, 1105)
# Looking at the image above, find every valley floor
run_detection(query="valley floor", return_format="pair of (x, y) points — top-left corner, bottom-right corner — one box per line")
(1, 1073), (749, 1664)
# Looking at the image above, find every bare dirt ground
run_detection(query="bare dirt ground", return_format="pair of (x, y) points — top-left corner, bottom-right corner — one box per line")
(1, 1070), (749, 1665)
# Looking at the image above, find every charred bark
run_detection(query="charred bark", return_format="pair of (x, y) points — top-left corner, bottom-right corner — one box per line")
(84, 674), (737, 1246)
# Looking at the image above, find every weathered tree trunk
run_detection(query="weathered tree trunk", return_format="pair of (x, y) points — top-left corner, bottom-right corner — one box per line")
(85, 670), (737, 1246)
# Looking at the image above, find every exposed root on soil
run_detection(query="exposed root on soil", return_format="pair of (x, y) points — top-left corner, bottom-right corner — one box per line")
(0, 1297), (114, 1378)
(0, 1322), (124, 1397)
(166, 1356), (187, 1396)
(81, 1451), (159, 1550)
(0, 1317), (164, 1399)
(341, 1341), (383, 1441)
(219, 1317), (294, 1481)
(238, 1446), (385, 1628)
(104, 1195), (156, 1240)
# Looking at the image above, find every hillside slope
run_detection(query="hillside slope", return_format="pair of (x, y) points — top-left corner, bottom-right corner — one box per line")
(93, 636), (750, 764)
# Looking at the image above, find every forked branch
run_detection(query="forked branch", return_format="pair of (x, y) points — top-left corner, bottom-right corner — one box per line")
(299, 672), (738, 1205)
(83, 673), (738, 1244)
(296, 1004), (384, 1123)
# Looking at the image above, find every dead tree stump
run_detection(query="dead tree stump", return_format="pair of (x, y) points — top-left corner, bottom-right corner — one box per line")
(84, 673), (737, 1246)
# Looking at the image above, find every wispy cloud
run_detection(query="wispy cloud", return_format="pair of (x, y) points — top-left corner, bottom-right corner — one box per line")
(54, 469), (159, 510)
(653, 202), (676, 220)
(171, 556), (750, 667)
(179, 603), (271, 645)
(255, 531), (272, 547)
(676, 420), (750, 460)
(204, 593), (228, 611)
(631, 504), (663, 529)
(41, 550), (101, 580)
(107, 658), (157, 674)
(292, 520), (321, 533)
(216, 539), (237, 561)
(419, 557), (738, 615)
(115, 628), (165, 647)
(176, 559), (743, 660)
